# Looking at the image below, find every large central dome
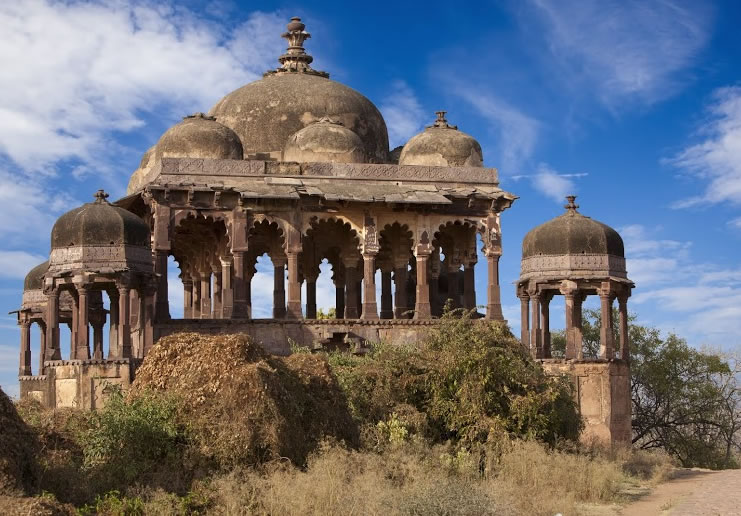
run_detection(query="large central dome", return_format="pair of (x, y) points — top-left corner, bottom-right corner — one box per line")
(208, 17), (389, 163)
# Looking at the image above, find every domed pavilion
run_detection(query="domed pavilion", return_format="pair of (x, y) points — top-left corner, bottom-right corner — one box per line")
(14, 16), (634, 446)
(517, 196), (634, 444)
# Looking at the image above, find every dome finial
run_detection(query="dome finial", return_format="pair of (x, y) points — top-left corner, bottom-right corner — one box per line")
(94, 190), (110, 204)
(264, 17), (329, 78)
(428, 110), (458, 130)
(565, 195), (579, 213)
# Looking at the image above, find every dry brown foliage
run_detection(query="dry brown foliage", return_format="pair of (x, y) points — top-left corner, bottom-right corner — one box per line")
(130, 332), (358, 467)
(0, 387), (39, 496)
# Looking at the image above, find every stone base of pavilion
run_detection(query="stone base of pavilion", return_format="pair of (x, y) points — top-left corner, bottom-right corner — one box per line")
(19, 358), (133, 410)
(540, 358), (631, 445)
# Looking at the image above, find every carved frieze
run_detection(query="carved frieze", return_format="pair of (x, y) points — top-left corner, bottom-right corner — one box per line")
(520, 254), (628, 281)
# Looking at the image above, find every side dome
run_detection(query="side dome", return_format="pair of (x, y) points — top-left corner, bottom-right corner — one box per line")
(520, 196), (627, 281)
(24, 261), (49, 291)
(208, 18), (389, 163)
(399, 112), (483, 167)
(283, 118), (368, 163)
(157, 113), (243, 160)
(49, 190), (152, 273)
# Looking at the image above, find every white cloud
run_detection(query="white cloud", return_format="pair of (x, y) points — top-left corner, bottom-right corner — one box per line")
(625, 225), (741, 349)
(729, 217), (741, 230)
(449, 85), (539, 172)
(0, 251), (48, 280)
(527, 0), (711, 107)
(669, 86), (741, 207)
(530, 164), (575, 203)
(0, 1), (285, 174)
(380, 80), (426, 149)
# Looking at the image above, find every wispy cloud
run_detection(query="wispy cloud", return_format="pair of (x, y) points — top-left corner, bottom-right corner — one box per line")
(526, 0), (712, 107)
(625, 224), (740, 348)
(669, 86), (741, 208)
(510, 164), (585, 203)
(0, 251), (48, 280)
(380, 80), (427, 149)
(448, 84), (539, 173)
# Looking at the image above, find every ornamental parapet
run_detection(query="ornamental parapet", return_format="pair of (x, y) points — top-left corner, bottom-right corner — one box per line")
(520, 254), (627, 281)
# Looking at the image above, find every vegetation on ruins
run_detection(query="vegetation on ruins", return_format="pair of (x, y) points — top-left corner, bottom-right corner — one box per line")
(3, 308), (737, 514)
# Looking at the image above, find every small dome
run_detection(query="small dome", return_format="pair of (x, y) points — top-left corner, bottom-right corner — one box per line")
(399, 112), (483, 167)
(283, 118), (368, 163)
(24, 261), (49, 291)
(51, 190), (150, 250)
(522, 197), (624, 259)
(208, 18), (389, 162)
(157, 113), (243, 160)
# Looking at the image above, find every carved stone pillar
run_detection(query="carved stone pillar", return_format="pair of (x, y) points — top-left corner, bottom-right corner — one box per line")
(540, 293), (551, 359)
(273, 258), (286, 319)
(221, 258), (233, 319)
(118, 285), (132, 358)
(154, 250), (170, 321)
(39, 321), (47, 372)
(618, 294), (630, 362)
(574, 294), (584, 359)
(361, 253), (379, 319)
(212, 266), (222, 318)
(19, 320), (31, 376)
(599, 289), (614, 359)
(380, 267), (393, 319)
(429, 252), (441, 317)
(141, 287), (156, 357)
(92, 321), (104, 360)
(414, 250), (432, 319)
(76, 286), (90, 360)
(191, 274), (201, 319)
(446, 261), (461, 310)
(108, 289), (119, 359)
(200, 269), (211, 319)
(183, 278), (193, 318)
(344, 260), (360, 319)
(286, 252), (303, 319)
(463, 261), (476, 312)
(519, 292), (529, 349)
(245, 270), (253, 319)
(232, 251), (247, 318)
(393, 263), (408, 319)
(529, 291), (541, 358)
(335, 283), (345, 319)
(563, 291), (576, 359)
(70, 293), (78, 359)
(305, 274), (317, 319)
(486, 253), (503, 320)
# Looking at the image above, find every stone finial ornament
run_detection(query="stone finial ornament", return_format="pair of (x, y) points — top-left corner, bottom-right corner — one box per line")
(93, 189), (110, 204)
(265, 17), (329, 78)
(564, 195), (579, 214)
(428, 111), (458, 130)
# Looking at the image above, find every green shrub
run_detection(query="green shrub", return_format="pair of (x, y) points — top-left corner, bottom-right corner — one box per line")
(329, 310), (582, 448)
(82, 388), (189, 489)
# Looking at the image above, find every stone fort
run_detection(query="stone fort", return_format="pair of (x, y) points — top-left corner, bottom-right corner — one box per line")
(15, 18), (633, 444)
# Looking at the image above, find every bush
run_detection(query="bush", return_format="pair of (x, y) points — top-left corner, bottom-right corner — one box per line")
(0, 387), (40, 496)
(329, 311), (582, 449)
(82, 388), (190, 490)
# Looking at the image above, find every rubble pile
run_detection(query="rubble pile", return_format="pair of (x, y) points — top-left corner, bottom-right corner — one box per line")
(131, 333), (357, 466)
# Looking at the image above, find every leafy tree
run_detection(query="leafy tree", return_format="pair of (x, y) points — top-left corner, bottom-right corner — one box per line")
(554, 309), (741, 469)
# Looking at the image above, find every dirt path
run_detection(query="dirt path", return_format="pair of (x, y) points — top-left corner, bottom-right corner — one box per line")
(620, 468), (741, 515)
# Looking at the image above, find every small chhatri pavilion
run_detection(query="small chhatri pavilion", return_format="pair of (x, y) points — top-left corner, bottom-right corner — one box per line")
(14, 17), (633, 444)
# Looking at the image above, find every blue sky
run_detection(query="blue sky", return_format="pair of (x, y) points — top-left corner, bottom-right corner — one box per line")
(1, 0), (740, 397)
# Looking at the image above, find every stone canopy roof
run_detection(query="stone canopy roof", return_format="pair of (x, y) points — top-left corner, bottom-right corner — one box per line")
(133, 157), (514, 208)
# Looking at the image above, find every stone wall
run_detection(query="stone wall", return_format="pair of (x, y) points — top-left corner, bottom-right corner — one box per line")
(541, 359), (631, 445)
(155, 319), (439, 355)
(21, 360), (133, 410)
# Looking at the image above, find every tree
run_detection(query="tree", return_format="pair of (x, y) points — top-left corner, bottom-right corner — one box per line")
(553, 309), (741, 469)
